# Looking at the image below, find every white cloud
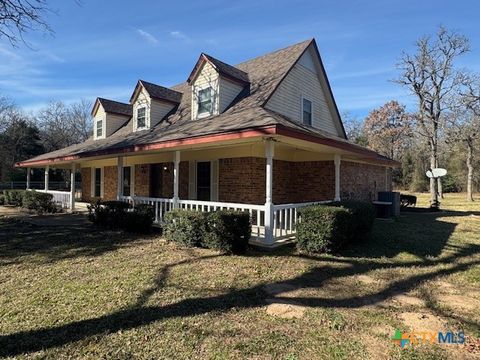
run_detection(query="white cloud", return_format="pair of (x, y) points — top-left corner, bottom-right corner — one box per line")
(135, 28), (159, 45)
(169, 30), (191, 43)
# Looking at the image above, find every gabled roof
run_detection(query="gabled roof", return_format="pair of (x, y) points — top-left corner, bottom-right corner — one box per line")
(187, 53), (250, 84)
(17, 39), (396, 168)
(129, 80), (183, 104)
(92, 98), (132, 117)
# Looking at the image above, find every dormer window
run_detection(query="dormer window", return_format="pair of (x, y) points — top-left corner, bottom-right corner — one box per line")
(137, 107), (146, 129)
(197, 87), (213, 117)
(96, 119), (103, 138)
(302, 98), (312, 126)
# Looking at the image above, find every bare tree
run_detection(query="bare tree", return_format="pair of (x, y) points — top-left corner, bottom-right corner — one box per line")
(447, 75), (480, 201)
(35, 99), (92, 152)
(396, 26), (470, 207)
(341, 111), (367, 145)
(0, 0), (52, 46)
(68, 99), (93, 142)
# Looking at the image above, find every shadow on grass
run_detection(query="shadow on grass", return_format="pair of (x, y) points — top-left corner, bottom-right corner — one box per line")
(0, 218), (156, 266)
(0, 210), (479, 356)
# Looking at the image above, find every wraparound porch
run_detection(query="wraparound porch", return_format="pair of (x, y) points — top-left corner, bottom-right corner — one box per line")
(20, 135), (393, 247)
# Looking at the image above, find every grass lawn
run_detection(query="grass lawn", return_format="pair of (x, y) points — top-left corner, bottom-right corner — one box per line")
(0, 193), (479, 359)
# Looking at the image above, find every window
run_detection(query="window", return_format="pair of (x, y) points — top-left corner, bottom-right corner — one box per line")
(197, 87), (213, 116)
(123, 167), (131, 196)
(137, 107), (146, 128)
(302, 98), (312, 126)
(96, 119), (103, 138)
(94, 168), (102, 197)
(196, 161), (211, 201)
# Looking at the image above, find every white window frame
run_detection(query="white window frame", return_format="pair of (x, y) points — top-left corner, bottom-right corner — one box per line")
(196, 86), (214, 119)
(189, 160), (218, 201)
(91, 167), (104, 198)
(95, 119), (103, 138)
(301, 97), (313, 126)
(136, 106), (148, 130)
(122, 166), (134, 197)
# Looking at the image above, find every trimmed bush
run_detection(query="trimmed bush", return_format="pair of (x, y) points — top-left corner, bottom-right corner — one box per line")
(123, 211), (153, 233)
(134, 203), (155, 221)
(87, 200), (153, 233)
(203, 210), (251, 254)
(22, 191), (57, 214)
(4, 190), (25, 207)
(297, 205), (354, 253)
(163, 210), (207, 247)
(330, 201), (376, 241)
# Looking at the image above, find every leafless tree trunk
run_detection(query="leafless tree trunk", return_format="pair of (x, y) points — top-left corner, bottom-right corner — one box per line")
(466, 139), (474, 201)
(396, 27), (470, 208)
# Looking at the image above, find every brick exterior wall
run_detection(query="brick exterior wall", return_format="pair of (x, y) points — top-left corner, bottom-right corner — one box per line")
(134, 164), (150, 197)
(81, 167), (92, 202)
(104, 166), (117, 200)
(218, 158), (335, 204)
(219, 157), (266, 204)
(80, 158), (390, 205)
(340, 161), (389, 201)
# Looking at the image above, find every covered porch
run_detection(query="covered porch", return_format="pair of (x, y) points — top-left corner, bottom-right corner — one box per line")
(20, 132), (393, 247)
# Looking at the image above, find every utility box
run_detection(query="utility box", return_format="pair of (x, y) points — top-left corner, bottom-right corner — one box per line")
(378, 191), (401, 217)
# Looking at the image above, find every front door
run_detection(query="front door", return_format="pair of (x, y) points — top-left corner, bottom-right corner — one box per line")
(196, 161), (211, 201)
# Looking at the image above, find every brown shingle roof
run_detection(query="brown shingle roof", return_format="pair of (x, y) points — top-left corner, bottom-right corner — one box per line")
(130, 80), (183, 104)
(96, 98), (132, 117)
(19, 39), (395, 166)
(188, 53), (250, 84)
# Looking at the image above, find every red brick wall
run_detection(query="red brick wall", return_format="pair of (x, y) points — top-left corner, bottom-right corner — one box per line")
(81, 167), (92, 202)
(80, 159), (390, 205)
(104, 166), (117, 200)
(340, 161), (388, 201)
(219, 157), (266, 204)
(218, 158), (335, 204)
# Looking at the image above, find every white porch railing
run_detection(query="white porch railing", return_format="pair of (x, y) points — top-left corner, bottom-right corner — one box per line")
(118, 196), (331, 244)
(119, 196), (174, 224)
(35, 189), (71, 209)
(272, 201), (332, 240)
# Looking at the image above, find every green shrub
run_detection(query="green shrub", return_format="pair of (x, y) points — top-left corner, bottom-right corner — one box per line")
(4, 190), (25, 206)
(123, 211), (153, 233)
(134, 203), (155, 221)
(0, 194), (4, 205)
(22, 191), (57, 214)
(297, 205), (354, 253)
(163, 210), (207, 247)
(87, 201), (127, 229)
(329, 201), (375, 241)
(87, 200), (153, 233)
(203, 210), (251, 254)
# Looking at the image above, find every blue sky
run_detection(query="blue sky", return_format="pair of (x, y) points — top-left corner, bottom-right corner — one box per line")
(0, 0), (479, 118)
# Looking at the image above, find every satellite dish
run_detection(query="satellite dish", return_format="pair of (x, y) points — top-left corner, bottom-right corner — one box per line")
(426, 168), (447, 178)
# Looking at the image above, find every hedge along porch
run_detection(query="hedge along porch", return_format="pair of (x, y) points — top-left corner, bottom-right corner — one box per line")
(19, 133), (394, 248)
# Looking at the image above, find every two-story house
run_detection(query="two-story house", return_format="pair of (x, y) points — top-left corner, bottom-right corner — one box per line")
(16, 39), (399, 248)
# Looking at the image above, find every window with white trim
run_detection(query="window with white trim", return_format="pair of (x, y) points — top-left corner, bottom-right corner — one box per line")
(137, 107), (146, 129)
(94, 168), (102, 197)
(123, 166), (132, 196)
(96, 119), (103, 138)
(197, 87), (213, 116)
(302, 98), (312, 126)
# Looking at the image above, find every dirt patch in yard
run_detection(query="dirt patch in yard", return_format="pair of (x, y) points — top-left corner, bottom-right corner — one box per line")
(399, 312), (447, 332)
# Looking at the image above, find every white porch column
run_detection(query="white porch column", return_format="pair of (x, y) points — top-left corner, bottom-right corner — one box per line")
(117, 156), (123, 200)
(173, 151), (180, 208)
(44, 165), (49, 191)
(264, 140), (275, 245)
(26, 167), (31, 190)
(334, 154), (341, 201)
(70, 163), (76, 210)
